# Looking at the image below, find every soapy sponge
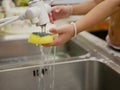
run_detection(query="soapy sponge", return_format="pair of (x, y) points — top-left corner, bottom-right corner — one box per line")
(28, 32), (55, 44)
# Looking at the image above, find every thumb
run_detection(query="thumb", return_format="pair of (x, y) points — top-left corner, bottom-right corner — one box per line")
(49, 28), (58, 34)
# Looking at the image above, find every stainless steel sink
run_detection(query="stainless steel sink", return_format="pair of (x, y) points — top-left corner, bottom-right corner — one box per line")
(0, 32), (120, 90)
(0, 34), (87, 59)
(54, 60), (120, 90)
(0, 59), (120, 90)
(0, 33), (89, 70)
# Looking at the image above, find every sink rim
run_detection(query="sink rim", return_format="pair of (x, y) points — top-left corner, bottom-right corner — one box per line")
(0, 54), (120, 75)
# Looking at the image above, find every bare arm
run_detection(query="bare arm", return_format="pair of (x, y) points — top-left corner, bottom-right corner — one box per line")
(71, 0), (103, 15)
(75, 0), (120, 33)
(45, 0), (120, 46)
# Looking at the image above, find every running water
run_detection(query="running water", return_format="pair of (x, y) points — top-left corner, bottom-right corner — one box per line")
(37, 45), (56, 90)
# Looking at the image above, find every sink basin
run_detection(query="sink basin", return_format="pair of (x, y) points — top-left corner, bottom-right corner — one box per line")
(0, 60), (120, 90)
(0, 35), (87, 59)
(54, 60), (120, 90)
(0, 36), (88, 69)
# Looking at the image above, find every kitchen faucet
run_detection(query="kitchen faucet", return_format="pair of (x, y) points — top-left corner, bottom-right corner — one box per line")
(0, 0), (55, 44)
(0, 0), (53, 32)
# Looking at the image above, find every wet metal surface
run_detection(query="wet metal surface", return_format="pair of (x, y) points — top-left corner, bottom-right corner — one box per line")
(0, 32), (119, 90)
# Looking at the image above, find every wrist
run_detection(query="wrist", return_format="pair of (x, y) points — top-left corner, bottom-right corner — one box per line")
(64, 5), (73, 16)
(68, 5), (73, 15)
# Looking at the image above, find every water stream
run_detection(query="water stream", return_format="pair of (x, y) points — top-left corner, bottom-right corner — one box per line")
(37, 45), (56, 90)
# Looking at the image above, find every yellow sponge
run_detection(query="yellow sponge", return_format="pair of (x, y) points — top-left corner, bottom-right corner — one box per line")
(28, 32), (55, 44)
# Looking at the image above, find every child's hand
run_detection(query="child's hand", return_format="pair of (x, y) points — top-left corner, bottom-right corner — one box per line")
(49, 5), (72, 23)
(43, 24), (74, 46)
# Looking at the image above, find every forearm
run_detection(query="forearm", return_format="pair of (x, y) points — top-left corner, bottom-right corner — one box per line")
(75, 0), (120, 33)
(71, 0), (102, 15)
